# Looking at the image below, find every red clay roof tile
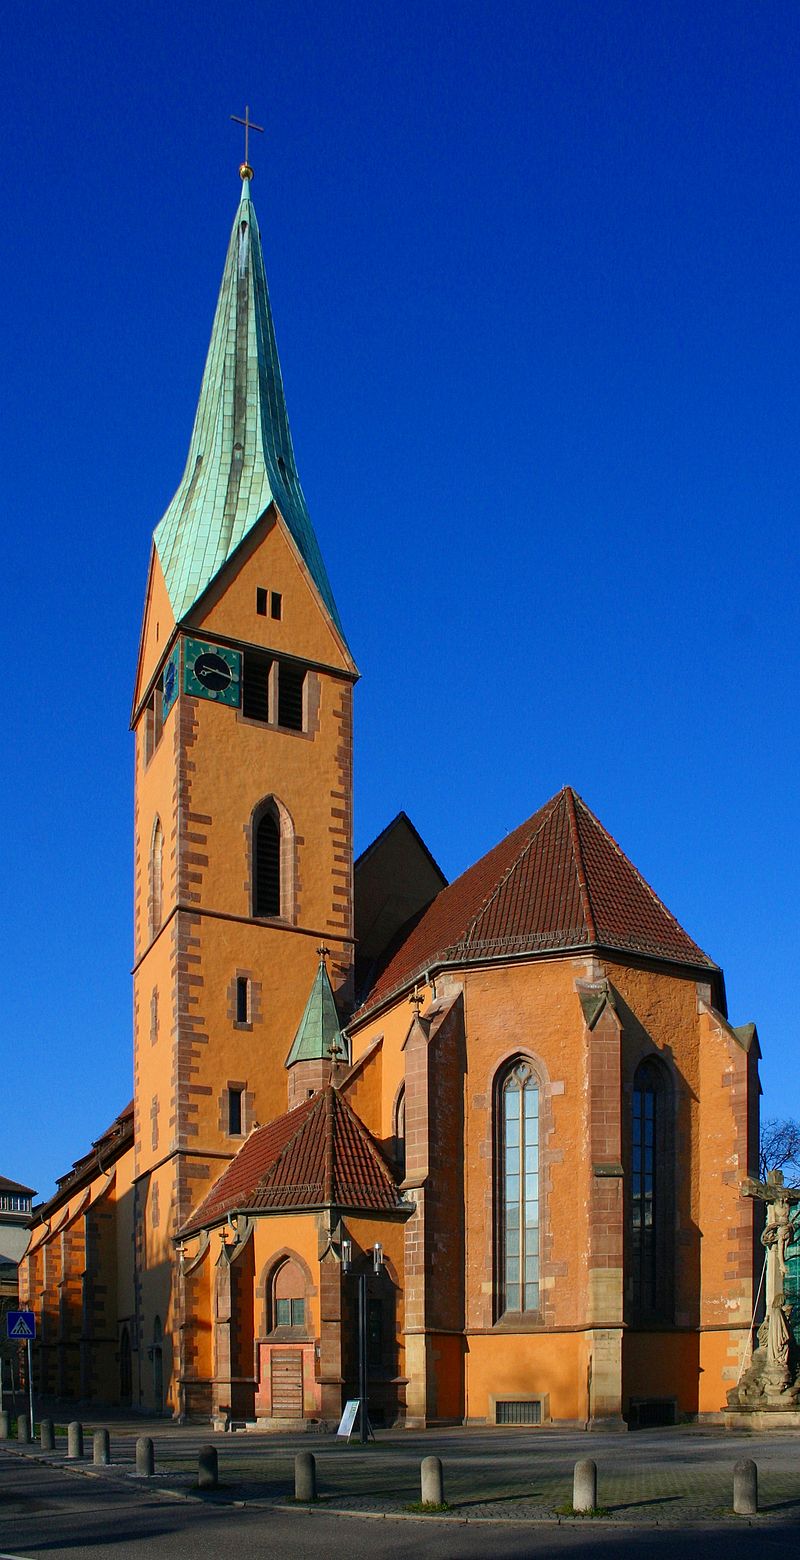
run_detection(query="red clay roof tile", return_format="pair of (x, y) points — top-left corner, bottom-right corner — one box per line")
(181, 1087), (403, 1236)
(355, 787), (714, 1016)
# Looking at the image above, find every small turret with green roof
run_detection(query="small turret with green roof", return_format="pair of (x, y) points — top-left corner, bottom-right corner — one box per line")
(286, 953), (349, 1069)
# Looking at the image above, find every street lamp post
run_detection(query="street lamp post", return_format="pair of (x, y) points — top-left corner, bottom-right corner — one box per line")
(341, 1238), (383, 1443)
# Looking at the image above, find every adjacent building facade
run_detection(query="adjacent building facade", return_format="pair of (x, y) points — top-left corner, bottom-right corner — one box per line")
(21, 166), (760, 1427)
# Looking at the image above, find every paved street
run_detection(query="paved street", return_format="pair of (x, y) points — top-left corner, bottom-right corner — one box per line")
(1, 1423), (800, 1556)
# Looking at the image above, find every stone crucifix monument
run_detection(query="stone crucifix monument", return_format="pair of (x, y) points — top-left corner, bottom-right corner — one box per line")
(727, 1169), (800, 1420)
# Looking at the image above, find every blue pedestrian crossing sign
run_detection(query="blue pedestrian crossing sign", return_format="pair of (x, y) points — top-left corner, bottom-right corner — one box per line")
(7, 1310), (35, 1340)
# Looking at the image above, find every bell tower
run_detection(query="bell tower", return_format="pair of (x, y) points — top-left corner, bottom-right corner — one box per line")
(130, 165), (356, 1413)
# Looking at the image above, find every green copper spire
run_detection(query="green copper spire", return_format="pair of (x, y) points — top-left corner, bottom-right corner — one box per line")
(154, 177), (346, 639)
(285, 956), (349, 1068)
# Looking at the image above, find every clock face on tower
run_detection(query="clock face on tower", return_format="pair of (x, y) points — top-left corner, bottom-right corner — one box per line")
(162, 643), (180, 720)
(183, 637), (242, 706)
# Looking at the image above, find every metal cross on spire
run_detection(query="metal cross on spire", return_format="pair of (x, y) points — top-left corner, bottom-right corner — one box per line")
(230, 105), (264, 180)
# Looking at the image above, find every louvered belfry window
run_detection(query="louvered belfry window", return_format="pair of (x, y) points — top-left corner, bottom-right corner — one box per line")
(254, 806), (281, 917)
(242, 650), (272, 722)
(500, 1061), (540, 1315)
(278, 662), (305, 731)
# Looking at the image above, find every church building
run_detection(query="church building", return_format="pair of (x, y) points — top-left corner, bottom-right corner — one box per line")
(21, 160), (761, 1430)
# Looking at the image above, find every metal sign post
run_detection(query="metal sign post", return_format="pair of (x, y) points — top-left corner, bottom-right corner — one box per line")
(26, 1338), (34, 1437)
(7, 1312), (35, 1436)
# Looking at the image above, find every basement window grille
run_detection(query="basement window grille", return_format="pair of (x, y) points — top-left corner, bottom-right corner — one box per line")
(495, 1399), (542, 1426)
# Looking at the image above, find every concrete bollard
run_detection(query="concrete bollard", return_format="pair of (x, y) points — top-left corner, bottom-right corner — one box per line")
(197, 1445), (218, 1490)
(67, 1422), (83, 1459)
(0, 1411), (9, 1439)
(295, 1450), (317, 1501)
(16, 1414), (31, 1444)
(136, 1436), (154, 1477)
(573, 1458), (598, 1513)
(421, 1455), (444, 1506)
(733, 1458), (758, 1516)
(93, 1429), (111, 1466)
(40, 1419), (55, 1452)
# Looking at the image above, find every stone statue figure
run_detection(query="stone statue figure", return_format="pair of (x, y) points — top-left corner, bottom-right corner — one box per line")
(728, 1169), (800, 1411)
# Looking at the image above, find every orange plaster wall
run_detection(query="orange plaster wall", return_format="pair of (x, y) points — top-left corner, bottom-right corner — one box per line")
(350, 986), (430, 1145)
(177, 922), (352, 1149)
(180, 677), (351, 932)
(467, 1332), (586, 1422)
(342, 1041), (384, 1144)
(699, 1329), (744, 1414)
(134, 550), (176, 713)
(354, 952), (755, 1426)
(252, 1215), (323, 1338)
(461, 958), (594, 1334)
(194, 512), (353, 676)
(622, 1331), (700, 1414)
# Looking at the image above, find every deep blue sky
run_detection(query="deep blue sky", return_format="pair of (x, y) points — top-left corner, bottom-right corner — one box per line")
(3, 0), (798, 1197)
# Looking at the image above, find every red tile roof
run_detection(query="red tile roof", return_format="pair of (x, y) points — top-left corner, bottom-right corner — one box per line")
(355, 787), (715, 1017)
(181, 1086), (403, 1236)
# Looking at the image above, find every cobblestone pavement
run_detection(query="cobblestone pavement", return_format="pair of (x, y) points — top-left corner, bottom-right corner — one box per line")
(5, 1422), (800, 1525)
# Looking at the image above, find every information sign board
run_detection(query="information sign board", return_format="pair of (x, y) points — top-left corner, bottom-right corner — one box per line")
(336, 1398), (361, 1438)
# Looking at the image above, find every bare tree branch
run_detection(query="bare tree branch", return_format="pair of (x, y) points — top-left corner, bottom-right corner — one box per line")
(759, 1118), (800, 1183)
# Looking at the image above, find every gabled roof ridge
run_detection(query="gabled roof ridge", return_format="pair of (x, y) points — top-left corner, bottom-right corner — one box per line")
(571, 790), (712, 964)
(332, 1086), (397, 1189)
(254, 1090), (326, 1197)
(564, 785), (598, 942)
(464, 791), (566, 946)
(354, 810), (448, 885)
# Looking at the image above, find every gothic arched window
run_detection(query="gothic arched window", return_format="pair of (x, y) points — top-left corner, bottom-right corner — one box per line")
(254, 803), (281, 917)
(149, 817), (163, 938)
(270, 1257), (307, 1333)
(394, 1086), (406, 1176)
(498, 1059), (540, 1316)
(630, 1056), (674, 1324)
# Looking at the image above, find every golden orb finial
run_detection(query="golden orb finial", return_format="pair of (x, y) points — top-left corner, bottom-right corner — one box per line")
(240, 162), (254, 181)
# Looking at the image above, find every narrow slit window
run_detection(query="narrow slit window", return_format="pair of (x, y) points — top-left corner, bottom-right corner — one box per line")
(256, 587), (268, 616)
(270, 591), (282, 620)
(228, 1087), (243, 1136)
(631, 1058), (674, 1323)
(143, 674), (164, 763)
(236, 976), (250, 1024)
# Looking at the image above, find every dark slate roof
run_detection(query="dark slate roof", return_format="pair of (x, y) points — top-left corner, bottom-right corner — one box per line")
(181, 1087), (403, 1236)
(34, 1102), (134, 1219)
(0, 1176), (35, 1197)
(355, 787), (716, 1017)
